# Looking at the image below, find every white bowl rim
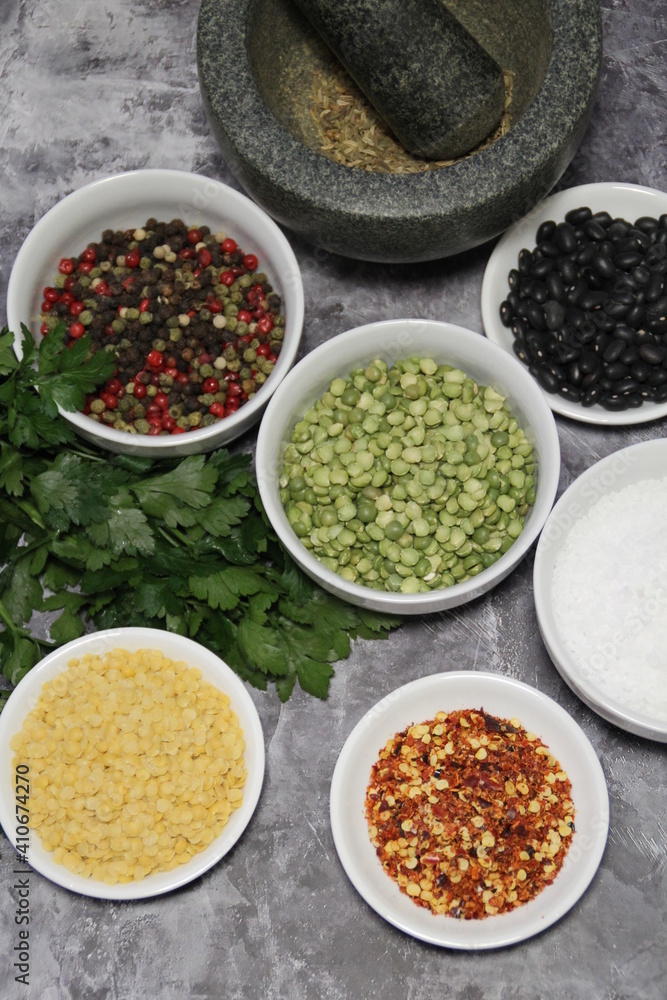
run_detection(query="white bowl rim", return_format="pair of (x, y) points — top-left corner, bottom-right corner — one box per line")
(533, 439), (667, 742)
(481, 180), (667, 426)
(6, 168), (305, 452)
(256, 317), (561, 613)
(0, 626), (266, 899)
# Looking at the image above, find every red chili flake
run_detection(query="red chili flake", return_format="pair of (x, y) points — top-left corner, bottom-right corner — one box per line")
(365, 709), (575, 920)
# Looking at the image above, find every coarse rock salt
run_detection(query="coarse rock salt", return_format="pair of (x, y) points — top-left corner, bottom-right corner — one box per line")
(551, 475), (667, 722)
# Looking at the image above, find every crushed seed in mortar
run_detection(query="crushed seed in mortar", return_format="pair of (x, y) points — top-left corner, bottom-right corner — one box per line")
(39, 220), (285, 436)
(310, 67), (514, 173)
(365, 708), (574, 919)
(551, 475), (667, 722)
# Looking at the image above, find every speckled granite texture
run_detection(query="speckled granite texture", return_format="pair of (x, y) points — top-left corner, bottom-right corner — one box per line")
(0, 1), (666, 998)
(197, 0), (602, 261)
(288, 0), (506, 159)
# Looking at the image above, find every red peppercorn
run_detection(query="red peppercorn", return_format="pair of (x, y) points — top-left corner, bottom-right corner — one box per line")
(123, 276), (136, 291)
(161, 415), (176, 431)
(59, 292), (74, 306)
(257, 316), (274, 334)
(139, 297), (151, 312)
(255, 343), (271, 357)
(198, 353), (212, 365)
(209, 402), (225, 417)
(69, 301), (85, 316)
(221, 238), (237, 253)
(171, 426), (186, 435)
(208, 298), (223, 313)
(146, 350), (163, 368)
(178, 247), (195, 260)
(69, 322), (85, 338)
(154, 392), (169, 410)
(242, 254), (258, 271)
(101, 393), (118, 410)
(231, 266), (244, 277)
(187, 228), (203, 245)
(58, 258), (75, 275)
(132, 382), (147, 399)
(197, 247), (212, 267)
(41, 301), (53, 313)
(227, 383), (243, 397)
(164, 367), (178, 378)
(105, 325), (116, 336)
(146, 404), (161, 418)
(147, 425), (162, 436)
(203, 377), (220, 393)
(43, 287), (60, 303)
(149, 373), (162, 386)
(40, 323), (49, 336)
(106, 378), (123, 395)
(64, 276), (76, 291)
(125, 250), (140, 268)
(81, 247), (97, 263)
(236, 310), (252, 324)
(78, 261), (93, 275)
(176, 372), (190, 386)
(220, 270), (235, 286)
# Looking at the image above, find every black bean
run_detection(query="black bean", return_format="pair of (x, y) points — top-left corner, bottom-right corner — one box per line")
(625, 303), (645, 329)
(499, 301), (513, 326)
(575, 322), (597, 344)
(507, 290), (521, 312)
(530, 280), (548, 304)
(531, 365), (561, 393)
(639, 343), (666, 365)
(583, 220), (607, 241)
(600, 395), (630, 411)
(576, 244), (597, 266)
(612, 286), (638, 304)
(648, 368), (667, 386)
(608, 220), (631, 241)
(513, 341), (530, 364)
(545, 272), (566, 302)
(558, 346), (581, 365)
(632, 266), (651, 286)
(578, 290), (607, 310)
(635, 216), (661, 234)
(544, 300), (566, 330)
(603, 339), (625, 363)
(558, 258), (578, 284)
(614, 250), (643, 270)
(508, 268), (521, 290)
(511, 318), (529, 340)
(645, 273), (665, 302)
(537, 240), (561, 259)
(565, 206), (592, 227)
(566, 279), (587, 306)
(613, 325), (636, 344)
(525, 301), (546, 330)
(592, 310), (617, 332)
(603, 361), (629, 381)
(613, 377), (639, 395)
(647, 316), (667, 335)
(518, 248), (533, 274)
(567, 361), (584, 385)
(581, 384), (603, 406)
(580, 352), (601, 374)
(557, 384), (583, 402)
(654, 383), (667, 402)
(536, 220), (556, 244)
(531, 258), (555, 279)
(630, 361), (650, 382)
(620, 347), (640, 366)
(554, 222), (577, 253)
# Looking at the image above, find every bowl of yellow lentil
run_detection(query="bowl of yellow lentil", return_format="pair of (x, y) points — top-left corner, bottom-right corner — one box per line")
(0, 628), (265, 899)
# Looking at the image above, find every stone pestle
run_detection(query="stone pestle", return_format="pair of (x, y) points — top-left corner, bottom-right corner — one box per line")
(292, 0), (506, 161)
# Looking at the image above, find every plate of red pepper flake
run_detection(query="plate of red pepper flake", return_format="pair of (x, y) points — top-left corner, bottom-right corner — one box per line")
(330, 672), (609, 949)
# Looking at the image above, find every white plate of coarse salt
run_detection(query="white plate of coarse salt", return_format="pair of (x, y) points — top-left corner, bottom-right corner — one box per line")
(534, 438), (667, 742)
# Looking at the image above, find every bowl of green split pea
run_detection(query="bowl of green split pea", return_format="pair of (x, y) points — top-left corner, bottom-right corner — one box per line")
(255, 319), (561, 614)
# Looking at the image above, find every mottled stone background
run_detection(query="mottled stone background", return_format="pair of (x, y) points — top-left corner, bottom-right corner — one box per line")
(0, 1), (665, 998)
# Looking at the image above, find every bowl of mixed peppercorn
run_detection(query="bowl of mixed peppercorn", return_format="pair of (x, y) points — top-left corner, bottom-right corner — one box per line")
(7, 169), (304, 455)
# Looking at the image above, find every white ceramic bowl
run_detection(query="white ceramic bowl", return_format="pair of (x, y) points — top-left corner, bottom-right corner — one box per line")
(534, 439), (667, 742)
(0, 628), (265, 899)
(330, 672), (609, 949)
(481, 181), (667, 426)
(256, 319), (561, 615)
(6, 169), (304, 456)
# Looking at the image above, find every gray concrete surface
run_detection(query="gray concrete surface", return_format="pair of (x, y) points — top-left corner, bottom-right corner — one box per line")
(0, 1), (665, 998)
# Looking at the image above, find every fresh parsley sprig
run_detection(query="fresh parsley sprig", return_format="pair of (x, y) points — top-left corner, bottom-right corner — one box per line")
(0, 326), (400, 701)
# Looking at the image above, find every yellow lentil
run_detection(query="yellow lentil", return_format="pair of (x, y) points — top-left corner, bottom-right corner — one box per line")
(10, 648), (246, 885)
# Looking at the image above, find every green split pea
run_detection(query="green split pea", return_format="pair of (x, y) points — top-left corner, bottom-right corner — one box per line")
(279, 357), (537, 595)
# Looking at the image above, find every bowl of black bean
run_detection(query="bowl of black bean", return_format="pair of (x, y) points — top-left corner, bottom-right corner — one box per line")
(481, 182), (667, 424)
